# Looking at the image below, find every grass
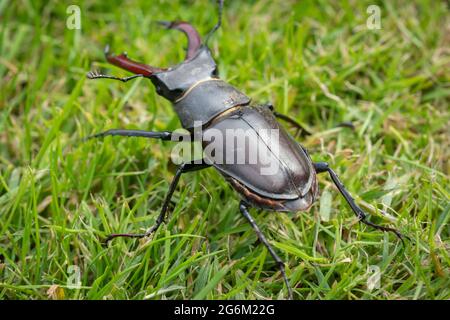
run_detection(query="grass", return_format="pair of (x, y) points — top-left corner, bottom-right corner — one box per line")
(0, 0), (449, 300)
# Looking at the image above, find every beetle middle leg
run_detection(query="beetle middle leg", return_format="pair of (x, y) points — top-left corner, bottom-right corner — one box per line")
(85, 129), (203, 243)
(314, 162), (406, 242)
(239, 201), (294, 300)
(262, 103), (312, 137)
(105, 161), (210, 243)
(273, 111), (313, 137)
(264, 104), (355, 136)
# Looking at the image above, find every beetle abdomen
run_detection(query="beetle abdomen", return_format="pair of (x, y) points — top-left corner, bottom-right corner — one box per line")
(203, 105), (318, 211)
(226, 175), (317, 212)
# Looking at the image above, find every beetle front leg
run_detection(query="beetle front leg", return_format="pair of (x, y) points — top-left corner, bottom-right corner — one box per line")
(314, 162), (407, 243)
(104, 161), (210, 243)
(84, 129), (174, 142)
(239, 201), (294, 300)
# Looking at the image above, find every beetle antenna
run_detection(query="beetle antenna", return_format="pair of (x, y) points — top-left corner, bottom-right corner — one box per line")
(205, 0), (224, 45)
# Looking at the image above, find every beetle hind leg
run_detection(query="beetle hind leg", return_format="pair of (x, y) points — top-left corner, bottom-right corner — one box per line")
(239, 201), (294, 300)
(314, 162), (408, 243)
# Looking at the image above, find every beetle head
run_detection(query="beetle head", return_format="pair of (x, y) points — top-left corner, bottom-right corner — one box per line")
(149, 46), (219, 102)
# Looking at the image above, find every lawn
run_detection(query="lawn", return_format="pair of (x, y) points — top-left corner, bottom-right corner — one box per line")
(0, 0), (448, 300)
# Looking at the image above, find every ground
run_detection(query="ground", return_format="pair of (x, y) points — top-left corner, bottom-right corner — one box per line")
(0, 0), (449, 299)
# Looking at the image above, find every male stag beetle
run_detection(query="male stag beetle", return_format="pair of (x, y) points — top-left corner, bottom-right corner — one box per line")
(86, 0), (406, 299)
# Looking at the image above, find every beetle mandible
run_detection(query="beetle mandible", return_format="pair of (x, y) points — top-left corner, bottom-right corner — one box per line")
(86, 0), (405, 299)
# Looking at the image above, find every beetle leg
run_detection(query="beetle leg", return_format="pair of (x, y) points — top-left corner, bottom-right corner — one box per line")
(335, 121), (355, 130)
(273, 111), (313, 137)
(314, 162), (407, 243)
(262, 103), (312, 137)
(84, 129), (174, 142)
(157, 21), (202, 60)
(86, 70), (144, 83)
(265, 104), (355, 136)
(239, 201), (294, 300)
(104, 162), (210, 243)
(276, 113), (355, 136)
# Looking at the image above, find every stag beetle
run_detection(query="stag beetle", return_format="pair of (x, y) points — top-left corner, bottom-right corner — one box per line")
(86, 0), (405, 299)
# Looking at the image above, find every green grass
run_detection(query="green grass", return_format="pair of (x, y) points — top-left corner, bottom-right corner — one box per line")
(0, 0), (449, 300)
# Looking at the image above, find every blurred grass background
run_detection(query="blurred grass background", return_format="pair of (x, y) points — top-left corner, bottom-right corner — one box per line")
(0, 0), (449, 299)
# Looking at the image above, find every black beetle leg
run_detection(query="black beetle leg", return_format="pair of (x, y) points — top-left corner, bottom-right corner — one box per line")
(263, 103), (312, 137)
(335, 121), (355, 130)
(104, 162), (210, 244)
(266, 104), (355, 135)
(86, 70), (144, 83)
(84, 129), (174, 142)
(314, 162), (408, 244)
(239, 201), (294, 300)
(273, 111), (313, 137)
